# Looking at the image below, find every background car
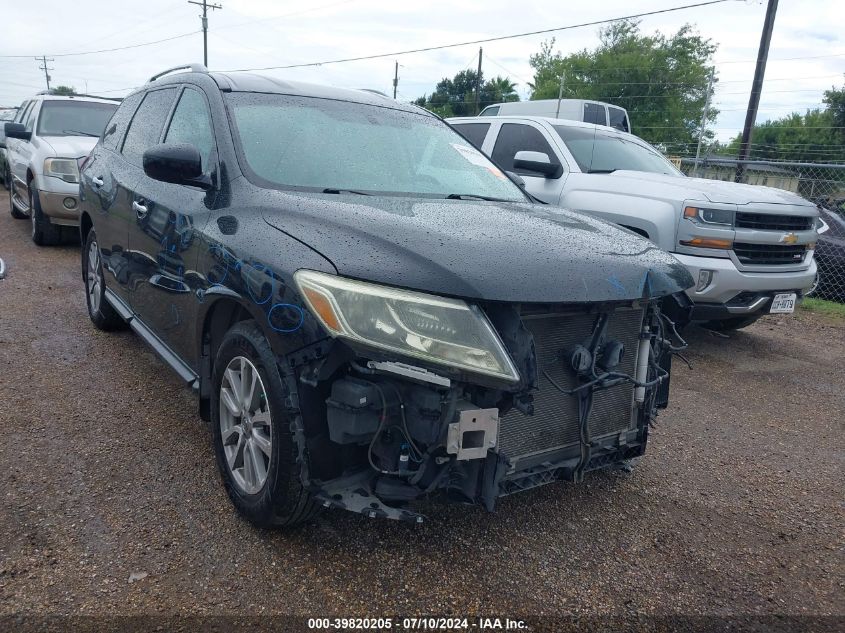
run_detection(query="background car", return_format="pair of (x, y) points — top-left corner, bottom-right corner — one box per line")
(449, 114), (819, 331)
(813, 197), (845, 302)
(5, 94), (118, 245)
(0, 106), (18, 190)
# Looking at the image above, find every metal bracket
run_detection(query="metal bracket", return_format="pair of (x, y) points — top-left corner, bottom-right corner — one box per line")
(366, 360), (451, 388)
(446, 408), (499, 461)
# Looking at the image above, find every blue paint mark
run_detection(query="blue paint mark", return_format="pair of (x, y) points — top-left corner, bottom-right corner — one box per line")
(606, 275), (627, 296)
(267, 303), (304, 333)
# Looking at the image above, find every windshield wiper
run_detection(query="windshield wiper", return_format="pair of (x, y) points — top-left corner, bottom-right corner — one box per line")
(445, 193), (512, 202)
(586, 169), (617, 174)
(322, 188), (372, 196)
(62, 129), (99, 137)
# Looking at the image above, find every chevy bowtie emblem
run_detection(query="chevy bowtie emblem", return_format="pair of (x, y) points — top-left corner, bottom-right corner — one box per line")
(779, 233), (798, 245)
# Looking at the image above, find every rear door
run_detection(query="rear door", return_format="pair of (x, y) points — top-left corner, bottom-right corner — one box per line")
(127, 86), (216, 368)
(489, 122), (567, 203)
(81, 91), (144, 305)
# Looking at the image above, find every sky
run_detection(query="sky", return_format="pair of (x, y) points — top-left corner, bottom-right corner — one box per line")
(1, 0), (843, 143)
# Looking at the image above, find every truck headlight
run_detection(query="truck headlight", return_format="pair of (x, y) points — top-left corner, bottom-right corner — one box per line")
(44, 157), (81, 183)
(294, 270), (520, 382)
(683, 206), (733, 226)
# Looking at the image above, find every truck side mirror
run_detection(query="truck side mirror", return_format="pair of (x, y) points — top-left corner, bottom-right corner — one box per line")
(4, 122), (31, 142)
(513, 150), (562, 178)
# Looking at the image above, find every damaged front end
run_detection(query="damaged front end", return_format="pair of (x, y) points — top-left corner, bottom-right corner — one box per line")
(286, 270), (690, 522)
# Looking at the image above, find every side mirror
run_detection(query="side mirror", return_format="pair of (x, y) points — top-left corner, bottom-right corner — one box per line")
(513, 150), (562, 178)
(4, 122), (31, 141)
(142, 143), (212, 189)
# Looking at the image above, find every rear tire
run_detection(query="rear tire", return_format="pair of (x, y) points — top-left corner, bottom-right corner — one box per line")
(83, 228), (125, 331)
(702, 315), (761, 332)
(30, 183), (62, 246)
(211, 320), (319, 528)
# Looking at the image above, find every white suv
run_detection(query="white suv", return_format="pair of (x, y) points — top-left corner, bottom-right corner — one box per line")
(4, 94), (117, 245)
(449, 115), (819, 330)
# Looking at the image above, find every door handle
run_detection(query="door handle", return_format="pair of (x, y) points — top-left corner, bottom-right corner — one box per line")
(132, 200), (149, 218)
(92, 176), (104, 187)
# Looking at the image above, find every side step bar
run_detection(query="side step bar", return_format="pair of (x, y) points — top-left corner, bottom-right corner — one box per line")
(104, 288), (199, 390)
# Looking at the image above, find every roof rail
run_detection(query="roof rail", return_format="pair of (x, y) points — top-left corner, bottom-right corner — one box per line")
(148, 64), (208, 83)
(358, 88), (390, 98)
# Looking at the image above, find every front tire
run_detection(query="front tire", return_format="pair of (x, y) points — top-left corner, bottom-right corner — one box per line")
(211, 321), (319, 528)
(30, 183), (62, 246)
(83, 228), (125, 331)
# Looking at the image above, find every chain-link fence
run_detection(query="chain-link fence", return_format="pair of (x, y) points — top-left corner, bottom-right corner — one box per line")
(678, 158), (845, 304)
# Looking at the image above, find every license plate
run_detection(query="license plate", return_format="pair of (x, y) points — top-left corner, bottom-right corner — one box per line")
(770, 293), (797, 314)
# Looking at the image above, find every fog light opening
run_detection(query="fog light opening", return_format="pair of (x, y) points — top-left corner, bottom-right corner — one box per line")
(696, 270), (714, 292)
(62, 197), (77, 210)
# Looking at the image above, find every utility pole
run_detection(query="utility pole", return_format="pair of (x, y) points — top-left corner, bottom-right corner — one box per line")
(36, 55), (54, 92)
(555, 72), (566, 118)
(393, 61), (399, 99)
(735, 0), (778, 183)
(694, 67), (715, 177)
(188, 0), (222, 68)
(474, 47), (483, 115)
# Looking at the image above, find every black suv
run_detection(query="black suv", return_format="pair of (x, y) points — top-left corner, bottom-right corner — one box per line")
(79, 64), (692, 526)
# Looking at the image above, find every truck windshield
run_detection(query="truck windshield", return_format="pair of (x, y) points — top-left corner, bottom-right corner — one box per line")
(555, 125), (680, 176)
(226, 92), (526, 200)
(37, 100), (118, 137)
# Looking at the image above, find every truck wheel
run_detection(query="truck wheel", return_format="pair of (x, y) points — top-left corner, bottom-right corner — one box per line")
(211, 321), (319, 528)
(30, 183), (62, 246)
(702, 315), (761, 332)
(83, 228), (125, 331)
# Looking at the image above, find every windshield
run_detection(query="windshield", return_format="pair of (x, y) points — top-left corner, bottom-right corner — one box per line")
(36, 100), (118, 137)
(554, 125), (680, 176)
(226, 92), (526, 200)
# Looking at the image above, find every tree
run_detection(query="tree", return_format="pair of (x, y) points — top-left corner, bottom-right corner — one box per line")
(52, 85), (77, 96)
(413, 70), (520, 117)
(528, 21), (717, 154)
(719, 84), (845, 163)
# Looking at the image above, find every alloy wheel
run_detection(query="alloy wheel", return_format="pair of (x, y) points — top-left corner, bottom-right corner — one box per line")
(87, 240), (102, 314)
(219, 356), (273, 495)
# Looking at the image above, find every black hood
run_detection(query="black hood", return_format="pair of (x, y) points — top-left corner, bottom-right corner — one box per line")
(262, 192), (693, 303)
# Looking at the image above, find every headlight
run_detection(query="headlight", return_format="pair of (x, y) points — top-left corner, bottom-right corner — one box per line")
(44, 157), (80, 183)
(294, 270), (520, 382)
(683, 206), (733, 226)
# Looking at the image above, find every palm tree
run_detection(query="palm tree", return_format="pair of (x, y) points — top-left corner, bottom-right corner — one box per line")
(488, 76), (519, 103)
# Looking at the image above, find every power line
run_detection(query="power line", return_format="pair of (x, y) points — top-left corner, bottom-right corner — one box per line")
(188, 0), (222, 67)
(219, 0), (737, 72)
(0, 31), (199, 59)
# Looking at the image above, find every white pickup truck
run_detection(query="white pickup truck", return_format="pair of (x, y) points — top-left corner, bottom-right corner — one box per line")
(448, 115), (820, 330)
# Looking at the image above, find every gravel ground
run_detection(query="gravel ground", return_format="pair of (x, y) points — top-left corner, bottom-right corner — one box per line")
(0, 194), (842, 628)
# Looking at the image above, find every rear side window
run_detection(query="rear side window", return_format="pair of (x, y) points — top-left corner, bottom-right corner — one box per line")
(583, 103), (606, 125)
(491, 123), (559, 175)
(121, 88), (177, 166)
(102, 92), (143, 151)
(164, 88), (215, 170)
(608, 107), (629, 132)
(479, 106), (499, 116)
(452, 122), (490, 150)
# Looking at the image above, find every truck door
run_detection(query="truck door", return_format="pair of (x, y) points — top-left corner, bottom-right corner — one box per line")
(489, 122), (567, 204)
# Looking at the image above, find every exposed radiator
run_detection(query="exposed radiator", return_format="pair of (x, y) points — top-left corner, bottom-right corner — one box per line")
(498, 308), (644, 464)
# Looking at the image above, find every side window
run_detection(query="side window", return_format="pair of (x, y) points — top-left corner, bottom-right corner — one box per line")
(102, 92), (143, 151)
(23, 101), (39, 131)
(15, 101), (32, 123)
(164, 88), (215, 171)
(121, 88), (177, 166)
(584, 103), (606, 126)
(608, 107), (629, 132)
(452, 123), (490, 150)
(491, 123), (559, 175)
(479, 106), (499, 117)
